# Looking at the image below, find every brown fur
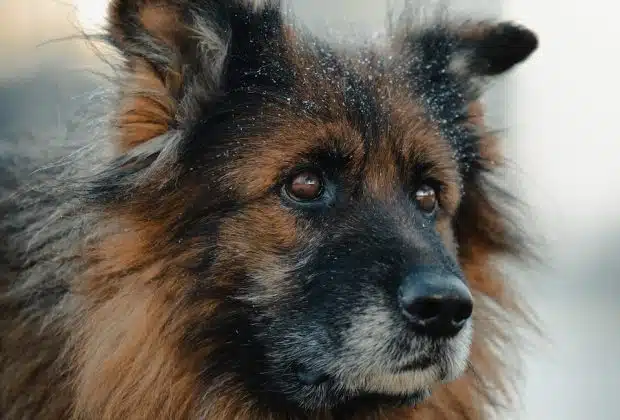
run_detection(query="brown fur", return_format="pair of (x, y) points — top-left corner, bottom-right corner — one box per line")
(110, 2), (185, 152)
(0, 1), (538, 419)
(65, 110), (522, 420)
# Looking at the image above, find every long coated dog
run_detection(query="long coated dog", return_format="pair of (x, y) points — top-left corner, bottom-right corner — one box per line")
(0, 1), (538, 419)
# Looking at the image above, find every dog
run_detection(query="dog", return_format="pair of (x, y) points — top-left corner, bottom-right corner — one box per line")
(0, 0), (538, 418)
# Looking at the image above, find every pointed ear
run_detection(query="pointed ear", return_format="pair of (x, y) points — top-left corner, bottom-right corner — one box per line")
(397, 20), (538, 101)
(453, 21), (538, 77)
(105, 0), (288, 153)
(394, 19), (537, 172)
(106, 0), (232, 152)
(448, 21), (538, 98)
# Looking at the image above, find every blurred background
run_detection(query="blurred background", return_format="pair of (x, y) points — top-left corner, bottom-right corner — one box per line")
(1, 0), (618, 418)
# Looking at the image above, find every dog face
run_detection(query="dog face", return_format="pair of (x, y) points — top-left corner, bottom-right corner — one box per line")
(204, 99), (472, 410)
(95, 0), (538, 414)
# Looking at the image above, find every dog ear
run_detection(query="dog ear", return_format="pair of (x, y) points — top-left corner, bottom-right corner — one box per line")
(391, 20), (537, 173)
(452, 21), (538, 78)
(95, 1), (290, 204)
(396, 20), (538, 100)
(106, 0), (289, 152)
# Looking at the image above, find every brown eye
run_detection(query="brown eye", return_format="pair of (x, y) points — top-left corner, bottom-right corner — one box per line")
(415, 184), (438, 214)
(286, 171), (323, 201)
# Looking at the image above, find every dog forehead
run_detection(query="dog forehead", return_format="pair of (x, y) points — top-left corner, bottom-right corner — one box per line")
(205, 41), (461, 200)
(289, 45), (455, 148)
(283, 32), (483, 173)
(295, 51), (456, 165)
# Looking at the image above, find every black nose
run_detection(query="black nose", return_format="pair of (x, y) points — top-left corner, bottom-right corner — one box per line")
(398, 270), (473, 338)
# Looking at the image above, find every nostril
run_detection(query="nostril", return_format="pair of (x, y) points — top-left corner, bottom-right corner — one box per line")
(401, 296), (472, 337)
(452, 300), (473, 325)
(405, 298), (443, 323)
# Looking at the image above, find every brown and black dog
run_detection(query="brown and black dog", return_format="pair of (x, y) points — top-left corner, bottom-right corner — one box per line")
(0, 1), (538, 419)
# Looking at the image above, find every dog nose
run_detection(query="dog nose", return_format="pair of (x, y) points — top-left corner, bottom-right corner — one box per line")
(398, 270), (473, 338)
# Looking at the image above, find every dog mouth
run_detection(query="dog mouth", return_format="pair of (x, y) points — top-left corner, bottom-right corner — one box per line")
(394, 355), (435, 372)
(295, 366), (432, 409)
(295, 355), (436, 387)
(296, 367), (330, 386)
(341, 389), (431, 409)
(284, 318), (472, 409)
(294, 358), (437, 408)
(296, 368), (432, 410)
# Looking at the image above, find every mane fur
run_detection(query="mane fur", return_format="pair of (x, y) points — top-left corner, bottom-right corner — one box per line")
(0, 1), (538, 419)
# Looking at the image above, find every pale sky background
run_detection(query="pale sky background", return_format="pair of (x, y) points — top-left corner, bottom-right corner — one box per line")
(1, 1), (619, 419)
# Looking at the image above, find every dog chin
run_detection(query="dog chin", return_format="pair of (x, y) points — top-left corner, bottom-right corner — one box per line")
(293, 371), (435, 411)
(341, 388), (433, 409)
(338, 364), (443, 397)
(294, 357), (463, 410)
(338, 331), (473, 398)
(289, 320), (473, 409)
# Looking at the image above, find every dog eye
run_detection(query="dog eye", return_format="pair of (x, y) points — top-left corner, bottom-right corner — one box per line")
(415, 184), (438, 214)
(285, 170), (324, 201)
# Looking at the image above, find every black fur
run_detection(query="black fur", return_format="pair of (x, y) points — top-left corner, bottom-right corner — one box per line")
(1, 1), (538, 418)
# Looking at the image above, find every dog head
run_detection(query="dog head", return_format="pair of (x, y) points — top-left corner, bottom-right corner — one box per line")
(90, 0), (537, 415)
